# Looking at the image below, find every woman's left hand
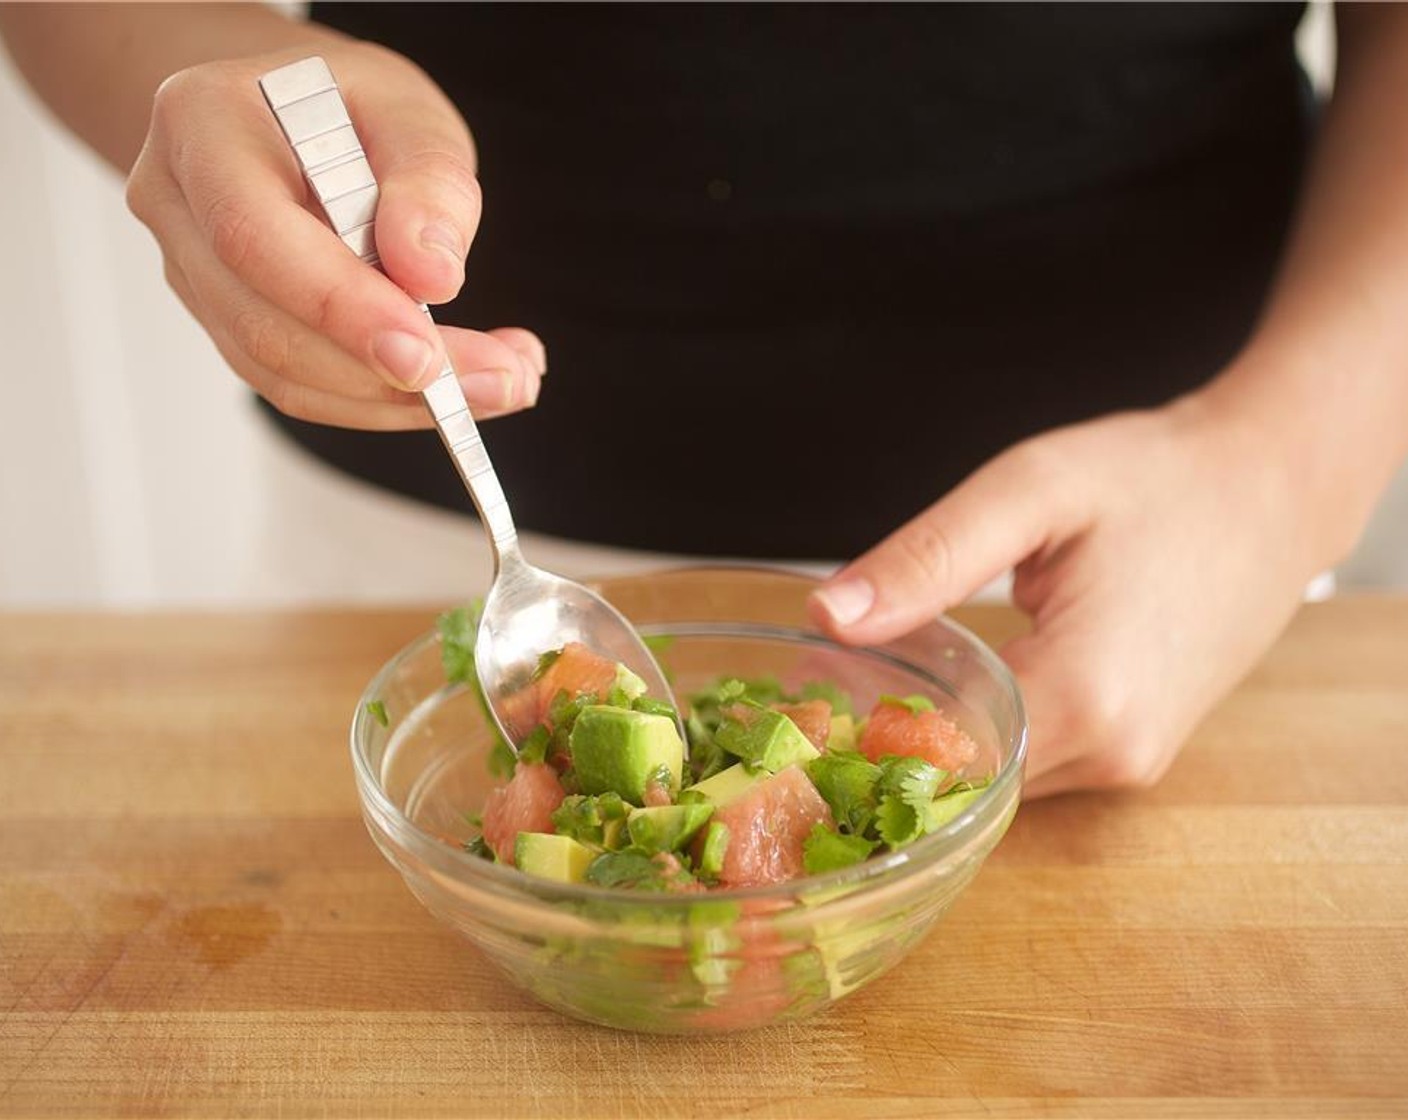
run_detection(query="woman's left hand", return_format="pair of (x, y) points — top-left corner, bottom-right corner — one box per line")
(808, 390), (1327, 797)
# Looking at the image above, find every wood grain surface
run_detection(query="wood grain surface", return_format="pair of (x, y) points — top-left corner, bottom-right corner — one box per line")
(2, 600), (1406, 1118)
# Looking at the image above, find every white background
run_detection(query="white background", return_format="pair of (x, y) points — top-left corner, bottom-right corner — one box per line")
(0, 2), (1403, 609)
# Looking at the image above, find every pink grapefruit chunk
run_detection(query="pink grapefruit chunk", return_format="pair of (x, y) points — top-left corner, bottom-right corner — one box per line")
(710, 766), (834, 888)
(858, 698), (978, 772)
(480, 763), (567, 865)
(532, 641), (620, 727)
(502, 641), (621, 734)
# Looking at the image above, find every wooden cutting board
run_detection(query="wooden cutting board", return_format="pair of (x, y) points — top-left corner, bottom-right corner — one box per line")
(2, 599), (1406, 1118)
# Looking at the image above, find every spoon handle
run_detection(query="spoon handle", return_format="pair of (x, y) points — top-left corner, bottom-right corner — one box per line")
(257, 56), (520, 560)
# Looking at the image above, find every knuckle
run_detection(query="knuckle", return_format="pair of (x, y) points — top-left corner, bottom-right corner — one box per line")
(148, 68), (196, 134)
(892, 518), (956, 593)
(205, 192), (259, 274)
(1091, 743), (1166, 791)
(229, 304), (291, 376)
(1068, 706), (1167, 791)
(402, 148), (482, 220)
(308, 276), (351, 337)
(124, 165), (154, 224)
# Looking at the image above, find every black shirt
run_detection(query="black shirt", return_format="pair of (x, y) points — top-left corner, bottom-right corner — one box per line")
(273, 2), (1312, 558)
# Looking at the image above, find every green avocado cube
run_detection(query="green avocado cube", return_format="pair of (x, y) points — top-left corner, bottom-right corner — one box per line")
(514, 832), (597, 884)
(626, 803), (715, 854)
(612, 663), (648, 701)
(717, 708), (820, 772)
(827, 713), (857, 754)
(569, 705), (684, 806)
(681, 762), (766, 808)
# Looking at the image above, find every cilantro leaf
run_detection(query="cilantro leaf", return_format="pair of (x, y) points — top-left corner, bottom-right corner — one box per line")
(877, 693), (936, 715)
(365, 700), (389, 728)
(685, 713), (727, 782)
(437, 606), (478, 685)
(805, 751), (882, 836)
(544, 688), (600, 765)
(802, 823), (878, 874)
(875, 755), (946, 811)
(713, 700), (775, 768)
(437, 604), (519, 777)
(585, 850), (692, 892)
(875, 794), (924, 848)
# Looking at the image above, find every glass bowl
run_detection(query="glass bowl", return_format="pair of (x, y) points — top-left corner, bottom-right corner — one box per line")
(351, 567), (1026, 1033)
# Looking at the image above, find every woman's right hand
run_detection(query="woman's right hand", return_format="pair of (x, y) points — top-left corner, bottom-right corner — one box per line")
(126, 40), (545, 430)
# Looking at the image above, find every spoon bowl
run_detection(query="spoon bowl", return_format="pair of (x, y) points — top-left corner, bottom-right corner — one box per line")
(475, 548), (679, 746)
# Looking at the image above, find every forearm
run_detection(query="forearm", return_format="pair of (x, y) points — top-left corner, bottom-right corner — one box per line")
(1200, 3), (1408, 566)
(0, 2), (347, 173)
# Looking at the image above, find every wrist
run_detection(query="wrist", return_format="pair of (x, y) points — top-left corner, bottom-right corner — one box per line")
(1178, 349), (1390, 574)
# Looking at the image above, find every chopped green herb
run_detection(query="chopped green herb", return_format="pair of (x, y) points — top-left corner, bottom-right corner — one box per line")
(585, 850), (689, 892)
(487, 739), (517, 781)
(875, 794), (924, 848)
(685, 712), (729, 783)
(632, 696), (679, 720)
(365, 700), (389, 728)
(436, 604), (518, 777)
(876, 755), (946, 810)
(645, 762), (678, 801)
(626, 802), (714, 855)
(713, 699), (771, 766)
(642, 634), (675, 656)
(531, 648), (562, 680)
(437, 605), (478, 685)
(802, 823), (879, 874)
(462, 835), (493, 860)
(805, 751), (882, 836)
(551, 792), (630, 847)
(518, 724), (551, 766)
(546, 688), (598, 735)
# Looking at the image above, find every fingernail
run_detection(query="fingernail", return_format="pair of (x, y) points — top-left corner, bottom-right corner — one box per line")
(812, 578), (874, 627)
(373, 330), (437, 389)
(523, 371), (541, 406)
(419, 220), (465, 265)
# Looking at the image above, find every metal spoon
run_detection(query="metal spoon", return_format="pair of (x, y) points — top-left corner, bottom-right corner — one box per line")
(259, 57), (682, 749)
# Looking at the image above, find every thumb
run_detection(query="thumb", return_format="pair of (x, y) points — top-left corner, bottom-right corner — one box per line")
(808, 443), (1081, 645)
(357, 72), (481, 306)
